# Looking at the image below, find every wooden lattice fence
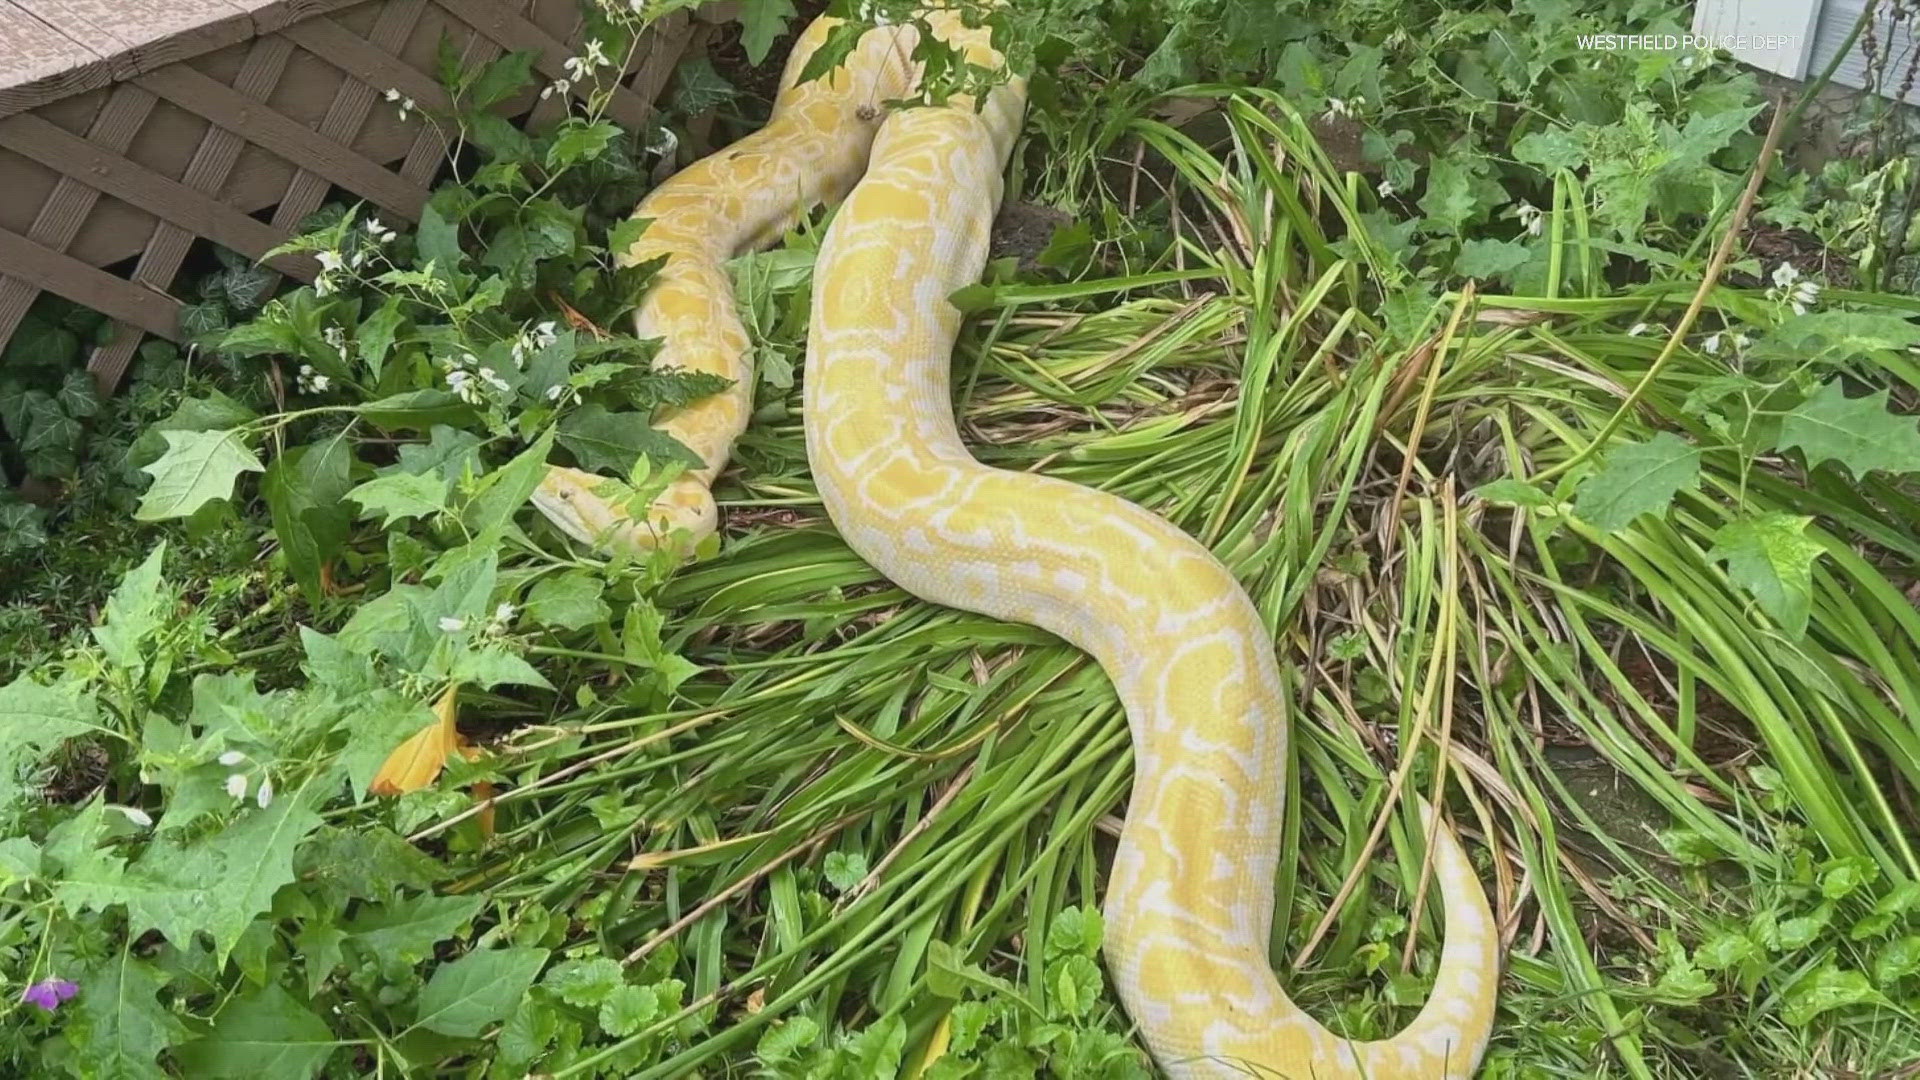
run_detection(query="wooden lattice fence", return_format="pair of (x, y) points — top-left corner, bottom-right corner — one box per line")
(0, 0), (709, 393)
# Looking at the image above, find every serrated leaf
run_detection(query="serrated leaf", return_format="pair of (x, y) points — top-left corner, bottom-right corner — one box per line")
(1708, 512), (1825, 638)
(1776, 380), (1920, 478)
(92, 542), (170, 670)
(357, 295), (406, 380)
(545, 957), (624, 1007)
(558, 402), (702, 474)
(599, 983), (659, 1037)
(1572, 431), (1699, 532)
(413, 946), (548, 1037)
(78, 949), (186, 1080)
(136, 429), (262, 520)
(447, 645), (552, 691)
(344, 894), (485, 962)
(416, 203), (465, 277)
(461, 429), (555, 541)
(525, 571), (609, 631)
(739, 0), (799, 65)
(1454, 237), (1532, 280)
(397, 425), (486, 484)
(547, 120), (620, 171)
(173, 984), (339, 1078)
(347, 471), (449, 527)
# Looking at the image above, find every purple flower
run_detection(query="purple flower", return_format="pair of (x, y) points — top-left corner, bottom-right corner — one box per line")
(20, 978), (78, 1011)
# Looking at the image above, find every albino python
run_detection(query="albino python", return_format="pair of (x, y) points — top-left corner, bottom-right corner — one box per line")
(534, 8), (1499, 1077)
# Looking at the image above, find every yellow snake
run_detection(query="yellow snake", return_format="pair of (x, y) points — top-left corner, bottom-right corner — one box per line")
(534, 9), (1500, 1077)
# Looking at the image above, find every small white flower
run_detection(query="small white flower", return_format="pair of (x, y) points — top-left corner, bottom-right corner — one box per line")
(218, 750), (247, 766)
(585, 38), (609, 69)
(365, 217), (386, 238)
(1731, 331), (1754, 352)
(1792, 279), (1820, 315)
(494, 602), (517, 623)
(1628, 322), (1651, 336)
(1515, 200), (1544, 237)
(439, 616), (467, 633)
(547, 77), (573, 100)
(323, 326), (346, 352)
(447, 369), (479, 403)
(112, 805), (153, 827)
(255, 776), (273, 809)
(225, 774), (249, 800)
(564, 56), (589, 82)
(540, 85), (554, 100)
(1324, 97), (1350, 120)
(1377, 178), (1396, 198)
(533, 321), (558, 348)
(478, 366), (510, 392)
(1771, 262), (1802, 288)
(545, 384), (565, 402)
(348, 250), (367, 270)
(384, 88), (401, 102)
(1703, 332), (1722, 355)
(316, 250), (344, 273)
(309, 373), (331, 393)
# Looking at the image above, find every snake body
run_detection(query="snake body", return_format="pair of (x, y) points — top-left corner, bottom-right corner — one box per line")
(537, 10), (1500, 1077)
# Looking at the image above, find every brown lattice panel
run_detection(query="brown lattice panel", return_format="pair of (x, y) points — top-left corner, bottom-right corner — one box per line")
(0, 0), (706, 392)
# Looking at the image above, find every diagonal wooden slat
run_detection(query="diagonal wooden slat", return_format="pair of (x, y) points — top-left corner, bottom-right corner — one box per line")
(0, 224), (181, 339)
(136, 62), (430, 222)
(433, 0), (656, 130)
(0, 81), (154, 349)
(0, 112), (319, 278)
(85, 34), (296, 392)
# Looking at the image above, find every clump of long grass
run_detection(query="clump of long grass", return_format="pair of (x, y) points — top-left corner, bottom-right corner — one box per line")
(458, 85), (1920, 1076)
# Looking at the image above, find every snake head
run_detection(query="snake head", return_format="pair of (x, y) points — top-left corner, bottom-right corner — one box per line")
(531, 465), (717, 561)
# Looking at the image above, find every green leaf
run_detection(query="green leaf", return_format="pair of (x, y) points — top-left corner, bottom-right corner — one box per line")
(357, 295), (406, 380)
(416, 202), (465, 276)
(125, 792), (323, 963)
(0, 676), (98, 811)
(1454, 237), (1532, 280)
(136, 429), (262, 520)
(1417, 157), (1480, 234)
(358, 389), (473, 431)
(823, 850), (867, 893)
(756, 1014), (820, 1062)
(295, 924), (345, 999)
(263, 436), (357, 604)
(525, 571), (609, 630)
(558, 402), (703, 474)
(413, 947), (549, 1037)
(1708, 512), (1825, 638)
(1776, 380), (1920, 478)
(447, 645), (553, 691)
(344, 894), (485, 963)
(92, 542), (170, 669)
(1472, 478), (1552, 508)
(1572, 431), (1700, 532)
(598, 983), (659, 1037)
(460, 429), (555, 541)
(21, 393), (81, 454)
(0, 837), (40, 883)
(739, 0), (799, 65)
(545, 957), (624, 1007)
(294, 824), (448, 905)
(547, 120), (620, 171)
(173, 984), (339, 1078)
(398, 425), (485, 483)
(78, 949), (186, 1080)
(56, 368), (101, 418)
(1782, 966), (1887, 1025)
(347, 471), (449, 527)
(608, 215), (650, 257)
(469, 49), (537, 110)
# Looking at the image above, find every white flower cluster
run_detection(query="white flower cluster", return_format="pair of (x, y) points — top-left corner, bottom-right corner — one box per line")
(295, 363), (331, 394)
(1323, 95), (1365, 120)
(443, 352), (512, 405)
(1514, 200), (1545, 237)
(439, 602), (516, 636)
(1701, 330), (1752, 355)
(218, 749), (273, 808)
(383, 87), (417, 122)
(510, 320), (560, 367)
(545, 38), (610, 98)
(1767, 262), (1821, 316)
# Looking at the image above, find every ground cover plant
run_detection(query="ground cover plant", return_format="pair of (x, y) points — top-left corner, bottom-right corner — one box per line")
(4, 0), (1920, 1076)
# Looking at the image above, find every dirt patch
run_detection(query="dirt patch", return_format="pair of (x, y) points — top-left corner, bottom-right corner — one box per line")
(991, 201), (1074, 271)
(705, 0), (831, 119)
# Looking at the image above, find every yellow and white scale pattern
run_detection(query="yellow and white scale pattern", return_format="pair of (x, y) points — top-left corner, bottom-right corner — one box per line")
(534, 10), (1500, 1078)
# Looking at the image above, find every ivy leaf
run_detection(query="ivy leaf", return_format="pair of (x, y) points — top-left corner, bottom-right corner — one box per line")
(1572, 431), (1700, 532)
(21, 393), (81, 453)
(1776, 380), (1920, 479)
(347, 471), (449, 527)
(56, 368), (101, 418)
(173, 983), (339, 1078)
(1708, 512), (1825, 638)
(558, 402), (702, 474)
(524, 571), (609, 630)
(739, 0), (799, 65)
(0, 500), (48, 555)
(136, 429), (262, 520)
(413, 947), (549, 1037)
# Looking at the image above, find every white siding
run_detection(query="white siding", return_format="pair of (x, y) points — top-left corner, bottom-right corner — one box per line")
(1692, 0), (1824, 77)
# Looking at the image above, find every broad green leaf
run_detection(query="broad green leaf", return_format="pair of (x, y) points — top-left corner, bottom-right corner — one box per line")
(263, 436), (357, 604)
(413, 946), (548, 1037)
(0, 836), (40, 883)
(757, 1014), (820, 1061)
(1776, 380), (1920, 478)
(173, 984), (339, 1078)
(1708, 512), (1825, 638)
(91, 542), (169, 670)
(1416, 157), (1480, 234)
(357, 295), (406, 380)
(446, 645), (553, 691)
(416, 202), (465, 276)
(739, 0), (799, 65)
(558, 402), (702, 475)
(347, 471), (449, 527)
(468, 49), (536, 110)
(1572, 431), (1699, 532)
(293, 824), (448, 906)
(544, 957), (624, 1007)
(78, 949), (186, 1080)
(136, 429), (262, 520)
(461, 429), (555, 540)
(358, 389), (473, 431)
(397, 425), (485, 483)
(0, 676), (97, 811)
(546, 120), (620, 170)
(56, 368), (101, 418)
(598, 983), (659, 1037)
(525, 571), (609, 630)
(1454, 237), (1532, 280)
(127, 390), (259, 468)
(1781, 966), (1887, 1025)
(344, 894), (485, 962)
(295, 924), (346, 999)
